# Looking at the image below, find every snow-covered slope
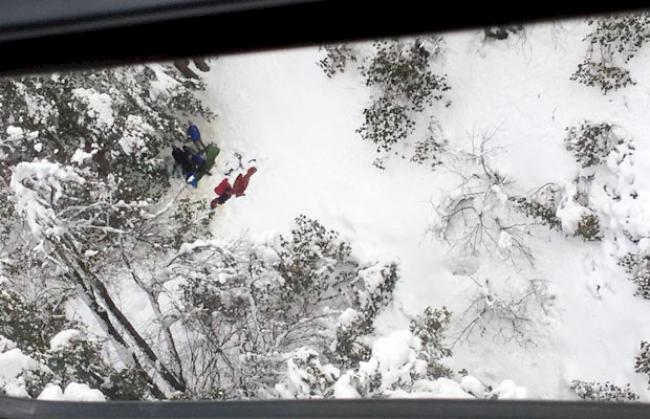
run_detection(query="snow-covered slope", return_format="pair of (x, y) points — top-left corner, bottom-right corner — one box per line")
(196, 19), (650, 400)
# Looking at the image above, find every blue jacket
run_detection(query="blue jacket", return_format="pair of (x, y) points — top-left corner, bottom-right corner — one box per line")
(191, 153), (205, 167)
(187, 124), (201, 142)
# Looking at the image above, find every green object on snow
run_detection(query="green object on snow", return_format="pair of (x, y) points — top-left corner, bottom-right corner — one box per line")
(195, 143), (220, 181)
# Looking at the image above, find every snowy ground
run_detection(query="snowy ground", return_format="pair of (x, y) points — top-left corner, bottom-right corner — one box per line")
(172, 19), (650, 400)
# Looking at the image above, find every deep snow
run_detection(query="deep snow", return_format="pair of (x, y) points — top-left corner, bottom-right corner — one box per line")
(191, 19), (650, 400)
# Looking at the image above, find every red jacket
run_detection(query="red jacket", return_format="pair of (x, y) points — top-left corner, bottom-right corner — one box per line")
(214, 178), (232, 196)
(232, 167), (257, 197)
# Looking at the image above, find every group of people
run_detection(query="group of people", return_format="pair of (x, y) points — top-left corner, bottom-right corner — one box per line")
(172, 120), (258, 209)
(171, 121), (208, 183)
(211, 167), (257, 209)
(172, 145), (205, 177)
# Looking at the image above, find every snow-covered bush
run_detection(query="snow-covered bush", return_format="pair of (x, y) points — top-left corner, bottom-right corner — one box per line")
(332, 263), (398, 368)
(570, 380), (639, 402)
(575, 213), (602, 242)
(409, 306), (453, 378)
(356, 38), (450, 165)
(559, 124), (636, 244)
(175, 215), (399, 398)
(357, 96), (415, 153)
(27, 338), (150, 400)
(619, 253), (650, 299)
(571, 13), (650, 93)
(457, 277), (554, 346)
(556, 180), (603, 242)
(321, 38), (451, 169)
(285, 307), (527, 400)
(276, 214), (358, 295)
(509, 184), (562, 231)
(571, 61), (635, 94)
(318, 44), (357, 78)
(0, 285), (67, 354)
(564, 122), (622, 168)
(411, 118), (447, 170)
(274, 348), (340, 398)
(584, 13), (650, 64)
(635, 341), (650, 387)
(432, 136), (535, 267)
(0, 285), (149, 400)
(362, 39), (449, 112)
(329, 313), (455, 398)
(169, 197), (215, 248)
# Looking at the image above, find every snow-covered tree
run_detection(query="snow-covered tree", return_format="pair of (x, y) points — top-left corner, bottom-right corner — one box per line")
(0, 283), (149, 399)
(274, 306), (527, 400)
(317, 38), (450, 170)
(409, 306), (453, 378)
(357, 38), (450, 165)
(410, 118), (447, 170)
(432, 135), (536, 267)
(0, 63), (214, 400)
(362, 38), (449, 113)
(0, 65), (213, 200)
(572, 13), (650, 93)
(170, 215), (399, 398)
(455, 277), (554, 346)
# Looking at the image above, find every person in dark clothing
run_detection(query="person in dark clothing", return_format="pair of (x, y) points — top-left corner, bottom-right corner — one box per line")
(179, 146), (195, 170)
(172, 146), (184, 165)
(182, 145), (193, 158)
(172, 145), (193, 176)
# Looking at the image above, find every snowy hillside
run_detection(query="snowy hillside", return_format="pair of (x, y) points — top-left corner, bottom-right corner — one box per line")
(201, 19), (650, 400)
(2, 14), (650, 403)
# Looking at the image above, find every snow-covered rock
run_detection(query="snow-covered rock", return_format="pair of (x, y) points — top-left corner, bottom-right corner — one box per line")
(0, 349), (40, 387)
(50, 329), (82, 351)
(62, 383), (106, 402)
(38, 383), (106, 402)
(490, 379), (528, 399)
(460, 375), (486, 398)
(38, 384), (65, 401)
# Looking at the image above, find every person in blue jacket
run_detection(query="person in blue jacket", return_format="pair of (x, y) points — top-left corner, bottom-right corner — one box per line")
(190, 152), (205, 170)
(187, 120), (206, 152)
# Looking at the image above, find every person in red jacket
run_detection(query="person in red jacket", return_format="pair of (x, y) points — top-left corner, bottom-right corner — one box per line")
(210, 167), (257, 209)
(232, 167), (257, 197)
(210, 178), (233, 209)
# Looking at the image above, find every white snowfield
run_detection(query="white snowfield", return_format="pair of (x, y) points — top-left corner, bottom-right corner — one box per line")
(192, 19), (650, 400)
(9, 17), (648, 402)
